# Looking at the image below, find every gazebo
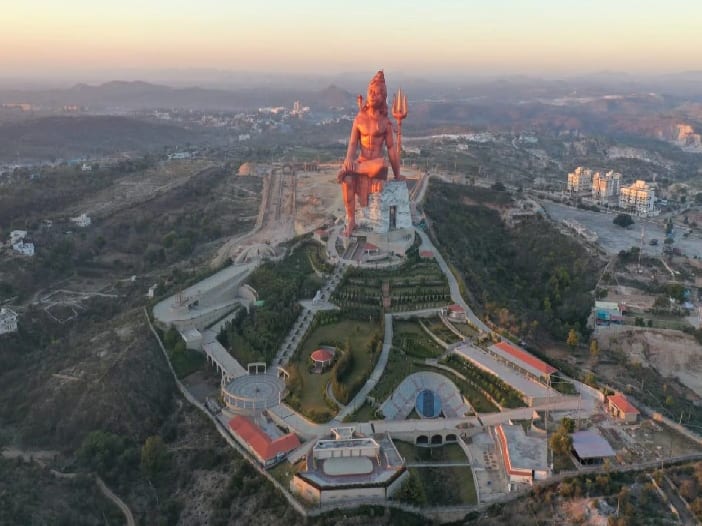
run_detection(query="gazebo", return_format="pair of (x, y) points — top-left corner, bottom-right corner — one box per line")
(311, 348), (335, 373)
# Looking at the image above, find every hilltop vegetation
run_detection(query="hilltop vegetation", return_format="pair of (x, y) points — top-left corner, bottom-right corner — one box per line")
(218, 241), (324, 364)
(425, 181), (602, 341)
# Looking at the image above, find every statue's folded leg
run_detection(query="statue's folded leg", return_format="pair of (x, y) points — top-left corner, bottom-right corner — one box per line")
(357, 175), (371, 208)
(342, 175), (357, 236)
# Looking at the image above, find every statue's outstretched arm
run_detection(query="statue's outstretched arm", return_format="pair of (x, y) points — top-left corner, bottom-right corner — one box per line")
(386, 122), (401, 179)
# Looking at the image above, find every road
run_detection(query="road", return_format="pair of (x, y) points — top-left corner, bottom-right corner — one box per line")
(1, 447), (135, 526)
(415, 228), (491, 334)
(97, 476), (136, 526)
(661, 475), (698, 525)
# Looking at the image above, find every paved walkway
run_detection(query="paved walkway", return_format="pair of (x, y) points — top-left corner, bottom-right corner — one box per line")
(336, 313), (395, 421)
(453, 343), (556, 403)
(274, 263), (346, 367)
(415, 228), (491, 334)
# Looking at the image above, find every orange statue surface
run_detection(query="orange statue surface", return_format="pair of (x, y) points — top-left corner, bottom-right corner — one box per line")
(338, 71), (407, 236)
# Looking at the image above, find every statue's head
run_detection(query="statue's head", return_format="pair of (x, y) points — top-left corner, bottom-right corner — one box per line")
(364, 70), (388, 116)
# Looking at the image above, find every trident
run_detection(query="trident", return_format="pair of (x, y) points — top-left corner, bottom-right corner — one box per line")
(392, 88), (408, 160)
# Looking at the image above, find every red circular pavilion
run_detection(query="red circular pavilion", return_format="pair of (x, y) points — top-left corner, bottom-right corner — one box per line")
(310, 348), (334, 372)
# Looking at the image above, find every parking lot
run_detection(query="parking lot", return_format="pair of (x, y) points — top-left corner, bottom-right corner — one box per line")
(542, 202), (702, 258)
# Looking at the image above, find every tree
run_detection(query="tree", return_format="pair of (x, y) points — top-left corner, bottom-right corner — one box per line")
(141, 435), (169, 479)
(567, 328), (579, 349)
(164, 327), (180, 349)
(561, 417), (576, 433)
(77, 430), (129, 476)
(613, 213), (634, 228)
(549, 425), (573, 456)
(397, 470), (426, 505)
(173, 340), (186, 355)
(590, 340), (600, 359)
(681, 478), (698, 501)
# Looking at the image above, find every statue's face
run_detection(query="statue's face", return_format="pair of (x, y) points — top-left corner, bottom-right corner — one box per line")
(367, 83), (385, 108)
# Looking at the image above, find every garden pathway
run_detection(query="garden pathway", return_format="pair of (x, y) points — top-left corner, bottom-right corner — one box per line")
(415, 228), (491, 334)
(335, 313), (394, 421)
(273, 263), (346, 367)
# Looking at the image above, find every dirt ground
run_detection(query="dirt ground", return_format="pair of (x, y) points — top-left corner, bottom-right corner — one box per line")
(295, 164), (423, 234)
(604, 284), (656, 311)
(64, 159), (216, 219)
(596, 328), (702, 397)
(214, 164), (423, 266)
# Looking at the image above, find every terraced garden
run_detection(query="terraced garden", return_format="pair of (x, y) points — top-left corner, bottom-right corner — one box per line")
(393, 320), (445, 359)
(332, 255), (451, 314)
(443, 354), (527, 409)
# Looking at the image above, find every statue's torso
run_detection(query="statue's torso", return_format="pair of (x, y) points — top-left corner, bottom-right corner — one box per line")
(357, 112), (390, 159)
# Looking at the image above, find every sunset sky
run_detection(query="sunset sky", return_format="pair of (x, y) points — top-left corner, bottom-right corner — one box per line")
(2, 0), (700, 79)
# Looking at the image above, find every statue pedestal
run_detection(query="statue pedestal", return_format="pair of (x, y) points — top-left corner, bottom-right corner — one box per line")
(355, 180), (412, 234)
(348, 180), (414, 257)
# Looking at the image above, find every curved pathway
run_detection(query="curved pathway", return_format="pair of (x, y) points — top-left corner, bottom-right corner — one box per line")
(1, 448), (135, 526)
(336, 313), (394, 420)
(96, 476), (136, 526)
(415, 228), (491, 334)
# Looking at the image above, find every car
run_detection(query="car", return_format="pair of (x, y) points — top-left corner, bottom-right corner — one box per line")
(649, 239), (658, 246)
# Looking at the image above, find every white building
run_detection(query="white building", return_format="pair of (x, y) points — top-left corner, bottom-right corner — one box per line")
(567, 167), (593, 192)
(81, 163), (93, 172)
(12, 241), (35, 256)
(357, 180), (413, 233)
(168, 152), (192, 160)
(70, 213), (92, 228)
(291, 427), (407, 504)
(147, 284), (158, 299)
(619, 180), (656, 216)
(9, 230), (27, 245)
(592, 170), (621, 203)
(0, 307), (18, 335)
(496, 424), (550, 486)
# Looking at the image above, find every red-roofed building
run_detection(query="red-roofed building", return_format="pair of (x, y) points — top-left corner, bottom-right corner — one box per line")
(363, 242), (379, 255)
(419, 250), (434, 259)
(445, 304), (467, 322)
(489, 341), (557, 383)
(606, 393), (639, 424)
(310, 348), (335, 373)
(228, 416), (300, 468)
(313, 229), (328, 243)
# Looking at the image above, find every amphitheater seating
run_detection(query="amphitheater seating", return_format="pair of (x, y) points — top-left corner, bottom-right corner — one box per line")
(379, 371), (469, 420)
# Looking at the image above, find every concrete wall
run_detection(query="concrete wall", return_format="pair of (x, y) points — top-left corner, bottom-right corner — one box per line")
(321, 486), (386, 504)
(386, 469), (409, 498)
(238, 284), (258, 306)
(159, 303), (237, 332)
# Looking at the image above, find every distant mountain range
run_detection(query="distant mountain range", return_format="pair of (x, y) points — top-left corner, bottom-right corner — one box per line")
(1, 70), (700, 113)
(0, 80), (358, 112)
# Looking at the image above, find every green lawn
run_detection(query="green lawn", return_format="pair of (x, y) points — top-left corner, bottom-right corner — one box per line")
(424, 318), (462, 344)
(343, 401), (376, 422)
(287, 319), (381, 422)
(393, 320), (445, 359)
(169, 348), (205, 379)
(394, 441), (468, 463)
(368, 347), (431, 406)
(449, 322), (479, 339)
(409, 466), (477, 505)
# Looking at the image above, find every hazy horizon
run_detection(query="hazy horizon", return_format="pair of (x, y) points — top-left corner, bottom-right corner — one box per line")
(2, 0), (701, 85)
